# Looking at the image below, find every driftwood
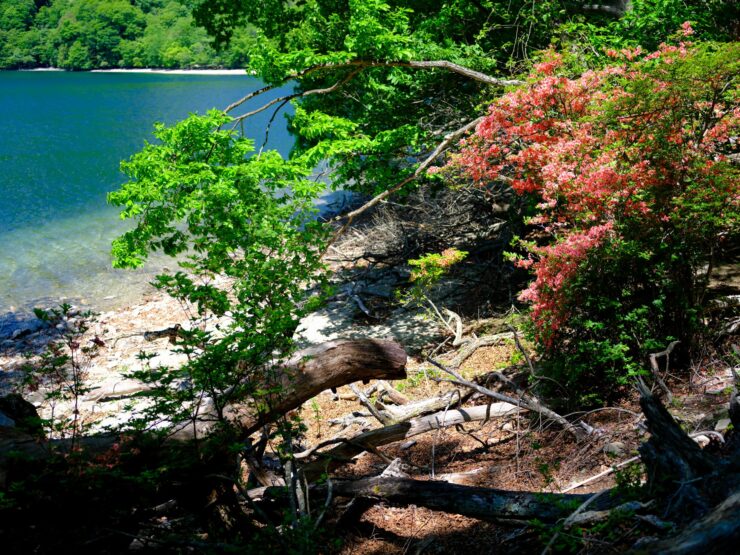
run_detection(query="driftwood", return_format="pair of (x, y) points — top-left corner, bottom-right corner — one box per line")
(301, 403), (519, 480)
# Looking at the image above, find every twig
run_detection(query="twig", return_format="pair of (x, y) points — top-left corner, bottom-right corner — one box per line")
(230, 70), (361, 124)
(561, 456), (641, 493)
(350, 383), (391, 425)
(313, 477), (333, 531)
(427, 357), (587, 440)
(444, 308), (465, 346)
(648, 340), (679, 402)
(449, 332), (514, 368)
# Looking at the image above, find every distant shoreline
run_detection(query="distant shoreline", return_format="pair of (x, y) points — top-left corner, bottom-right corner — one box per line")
(18, 67), (251, 76)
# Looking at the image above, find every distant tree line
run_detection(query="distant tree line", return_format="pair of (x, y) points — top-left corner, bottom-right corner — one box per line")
(0, 0), (256, 70)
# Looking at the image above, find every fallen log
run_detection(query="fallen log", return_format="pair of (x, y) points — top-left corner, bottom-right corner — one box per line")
(170, 339), (407, 440)
(0, 340), (407, 461)
(377, 390), (469, 424)
(261, 476), (619, 523)
(300, 403), (520, 480)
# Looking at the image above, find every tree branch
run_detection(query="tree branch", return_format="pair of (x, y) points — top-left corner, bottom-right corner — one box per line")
(427, 358), (588, 440)
(223, 59), (522, 116)
(229, 69), (362, 123)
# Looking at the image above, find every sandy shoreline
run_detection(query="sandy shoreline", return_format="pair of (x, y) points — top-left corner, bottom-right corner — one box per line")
(18, 67), (252, 75)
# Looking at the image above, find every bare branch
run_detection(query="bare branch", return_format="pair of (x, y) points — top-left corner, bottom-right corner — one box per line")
(229, 69), (361, 123)
(648, 340), (680, 403)
(427, 357), (588, 440)
(224, 59), (522, 115)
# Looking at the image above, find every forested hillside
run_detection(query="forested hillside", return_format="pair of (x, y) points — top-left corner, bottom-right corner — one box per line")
(0, 0), (255, 69)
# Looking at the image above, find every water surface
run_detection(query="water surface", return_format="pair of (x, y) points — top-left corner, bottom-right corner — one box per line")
(0, 71), (293, 332)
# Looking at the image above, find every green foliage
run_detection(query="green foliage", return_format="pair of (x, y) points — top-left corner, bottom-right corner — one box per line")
(109, 109), (328, 431)
(402, 248), (468, 306)
(614, 461), (647, 501)
(0, 0), (255, 69)
(193, 1), (618, 196)
(560, 0), (739, 59)
(395, 366), (442, 392)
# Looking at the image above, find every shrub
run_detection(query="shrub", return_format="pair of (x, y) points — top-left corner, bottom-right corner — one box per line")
(448, 32), (740, 402)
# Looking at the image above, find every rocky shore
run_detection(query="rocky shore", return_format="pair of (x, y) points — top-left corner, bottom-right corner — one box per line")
(0, 257), (449, 433)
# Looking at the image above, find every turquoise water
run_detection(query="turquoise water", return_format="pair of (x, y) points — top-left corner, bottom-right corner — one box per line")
(0, 71), (294, 327)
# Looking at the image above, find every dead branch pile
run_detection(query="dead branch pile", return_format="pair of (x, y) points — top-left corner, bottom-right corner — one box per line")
(329, 183), (514, 266)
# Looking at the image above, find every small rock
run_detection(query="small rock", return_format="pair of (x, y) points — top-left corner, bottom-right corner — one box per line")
(693, 434), (710, 448)
(400, 440), (416, 450)
(604, 441), (626, 457)
(715, 418), (732, 433)
(502, 421), (517, 432)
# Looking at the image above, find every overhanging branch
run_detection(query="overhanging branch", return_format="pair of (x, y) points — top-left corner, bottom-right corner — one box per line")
(223, 59), (523, 115)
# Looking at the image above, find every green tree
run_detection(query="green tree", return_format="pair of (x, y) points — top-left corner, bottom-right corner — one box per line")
(109, 110), (328, 429)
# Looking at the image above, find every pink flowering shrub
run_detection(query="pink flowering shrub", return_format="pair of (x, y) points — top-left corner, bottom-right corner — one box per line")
(447, 36), (739, 402)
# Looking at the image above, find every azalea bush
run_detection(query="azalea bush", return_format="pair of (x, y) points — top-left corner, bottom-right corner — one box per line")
(448, 30), (740, 402)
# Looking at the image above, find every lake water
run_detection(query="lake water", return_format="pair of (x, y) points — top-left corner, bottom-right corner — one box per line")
(0, 71), (295, 333)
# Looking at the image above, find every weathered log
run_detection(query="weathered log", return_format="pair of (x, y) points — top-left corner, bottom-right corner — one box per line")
(378, 391), (469, 424)
(170, 339), (407, 440)
(262, 476), (619, 523)
(301, 403), (520, 480)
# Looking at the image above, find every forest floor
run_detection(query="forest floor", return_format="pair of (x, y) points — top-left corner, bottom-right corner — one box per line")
(292, 320), (736, 553)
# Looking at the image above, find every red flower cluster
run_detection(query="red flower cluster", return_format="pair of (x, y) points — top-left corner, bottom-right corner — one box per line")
(448, 34), (739, 347)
